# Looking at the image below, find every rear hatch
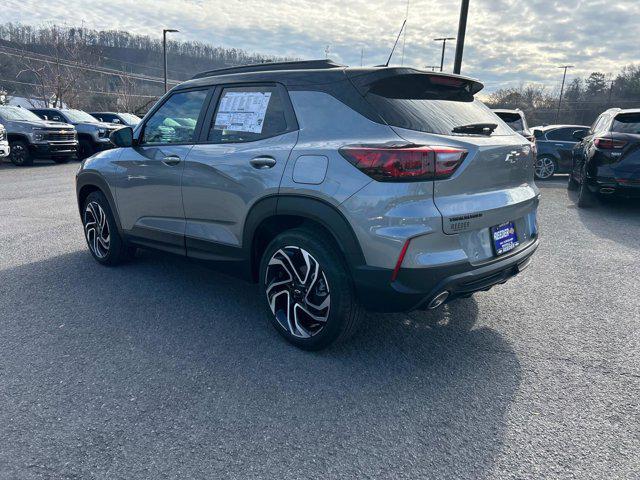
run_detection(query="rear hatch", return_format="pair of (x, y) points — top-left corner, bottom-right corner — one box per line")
(608, 113), (640, 182)
(347, 69), (538, 235)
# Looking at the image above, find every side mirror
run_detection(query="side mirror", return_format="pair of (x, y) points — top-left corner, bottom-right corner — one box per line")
(43, 115), (48, 120)
(110, 126), (134, 148)
(572, 130), (586, 141)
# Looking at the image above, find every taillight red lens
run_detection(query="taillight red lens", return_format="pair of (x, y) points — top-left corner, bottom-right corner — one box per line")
(339, 145), (467, 182)
(595, 138), (627, 149)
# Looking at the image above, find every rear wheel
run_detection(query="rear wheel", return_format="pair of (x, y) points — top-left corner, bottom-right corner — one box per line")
(9, 140), (33, 166)
(259, 227), (363, 350)
(82, 191), (134, 265)
(577, 166), (596, 208)
(567, 171), (579, 191)
(534, 156), (556, 180)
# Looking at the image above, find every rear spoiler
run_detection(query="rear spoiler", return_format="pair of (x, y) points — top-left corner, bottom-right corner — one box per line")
(346, 68), (484, 98)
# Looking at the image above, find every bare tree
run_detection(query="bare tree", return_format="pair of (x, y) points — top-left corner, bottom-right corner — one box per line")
(15, 25), (98, 108)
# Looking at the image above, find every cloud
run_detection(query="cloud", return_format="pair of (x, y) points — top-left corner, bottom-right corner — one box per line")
(3, 0), (638, 92)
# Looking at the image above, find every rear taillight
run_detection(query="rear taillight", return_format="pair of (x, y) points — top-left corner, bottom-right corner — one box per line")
(339, 145), (467, 182)
(594, 138), (627, 150)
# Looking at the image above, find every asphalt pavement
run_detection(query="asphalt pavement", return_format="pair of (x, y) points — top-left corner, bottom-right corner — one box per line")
(0, 161), (638, 479)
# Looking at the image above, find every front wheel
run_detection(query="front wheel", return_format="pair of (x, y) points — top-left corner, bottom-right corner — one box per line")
(9, 140), (33, 166)
(534, 156), (557, 180)
(82, 191), (134, 265)
(259, 227), (363, 350)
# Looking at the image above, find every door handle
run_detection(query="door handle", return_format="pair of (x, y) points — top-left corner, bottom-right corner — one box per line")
(250, 156), (276, 169)
(162, 155), (181, 166)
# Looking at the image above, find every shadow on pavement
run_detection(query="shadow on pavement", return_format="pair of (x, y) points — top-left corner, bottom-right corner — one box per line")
(0, 249), (521, 479)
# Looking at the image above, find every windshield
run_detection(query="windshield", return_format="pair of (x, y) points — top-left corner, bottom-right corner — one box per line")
(120, 113), (141, 124)
(495, 112), (525, 132)
(64, 109), (99, 123)
(0, 107), (43, 121)
(611, 113), (640, 134)
(362, 75), (513, 136)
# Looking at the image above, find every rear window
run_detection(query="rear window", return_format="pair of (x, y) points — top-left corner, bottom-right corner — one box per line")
(362, 75), (513, 136)
(494, 112), (525, 132)
(611, 113), (640, 134)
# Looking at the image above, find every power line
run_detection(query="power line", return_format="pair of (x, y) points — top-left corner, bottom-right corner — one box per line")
(0, 45), (181, 86)
(0, 77), (159, 98)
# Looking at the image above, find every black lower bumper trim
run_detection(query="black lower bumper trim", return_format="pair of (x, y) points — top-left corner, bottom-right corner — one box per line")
(353, 239), (539, 313)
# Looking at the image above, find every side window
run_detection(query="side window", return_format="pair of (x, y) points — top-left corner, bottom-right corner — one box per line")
(141, 89), (208, 145)
(547, 128), (573, 141)
(207, 85), (289, 143)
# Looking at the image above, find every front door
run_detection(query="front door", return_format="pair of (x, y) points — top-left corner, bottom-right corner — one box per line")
(114, 88), (210, 254)
(181, 83), (299, 259)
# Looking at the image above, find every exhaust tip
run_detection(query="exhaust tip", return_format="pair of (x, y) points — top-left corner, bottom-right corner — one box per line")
(427, 291), (450, 310)
(599, 187), (615, 194)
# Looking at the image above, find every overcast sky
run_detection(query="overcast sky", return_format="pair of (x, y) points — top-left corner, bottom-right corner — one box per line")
(4, 0), (639, 93)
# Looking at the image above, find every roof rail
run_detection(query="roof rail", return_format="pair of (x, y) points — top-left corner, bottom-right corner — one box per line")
(191, 59), (345, 80)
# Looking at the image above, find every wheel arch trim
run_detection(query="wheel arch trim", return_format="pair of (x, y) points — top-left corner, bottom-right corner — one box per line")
(76, 171), (123, 235)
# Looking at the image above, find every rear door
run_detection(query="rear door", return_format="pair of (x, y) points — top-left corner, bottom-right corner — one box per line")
(181, 83), (298, 258)
(114, 88), (210, 254)
(545, 127), (586, 171)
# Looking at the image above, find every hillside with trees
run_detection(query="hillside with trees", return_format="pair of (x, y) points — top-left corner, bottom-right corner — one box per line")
(0, 22), (293, 113)
(486, 65), (640, 127)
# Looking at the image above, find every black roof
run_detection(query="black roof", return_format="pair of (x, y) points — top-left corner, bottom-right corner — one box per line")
(179, 60), (484, 94)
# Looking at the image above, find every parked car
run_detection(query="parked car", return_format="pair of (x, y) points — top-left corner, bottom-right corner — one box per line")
(89, 112), (141, 127)
(531, 124), (590, 180)
(492, 108), (535, 143)
(0, 123), (9, 160)
(76, 60), (539, 350)
(30, 108), (119, 159)
(569, 108), (640, 207)
(0, 106), (77, 166)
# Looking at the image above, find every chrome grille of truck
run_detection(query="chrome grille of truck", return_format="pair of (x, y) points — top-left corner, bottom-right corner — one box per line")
(45, 130), (75, 142)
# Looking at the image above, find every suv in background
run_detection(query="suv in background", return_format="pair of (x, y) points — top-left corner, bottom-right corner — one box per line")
(0, 123), (9, 160)
(569, 108), (640, 207)
(30, 108), (118, 159)
(90, 112), (141, 127)
(76, 60), (539, 350)
(492, 108), (535, 143)
(531, 125), (589, 180)
(0, 106), (77, 166)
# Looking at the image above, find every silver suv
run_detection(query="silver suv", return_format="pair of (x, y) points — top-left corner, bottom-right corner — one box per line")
(76, 60), (539, 350)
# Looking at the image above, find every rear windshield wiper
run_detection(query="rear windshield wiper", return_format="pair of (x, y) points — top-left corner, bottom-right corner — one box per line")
(452, 123), (498, 136)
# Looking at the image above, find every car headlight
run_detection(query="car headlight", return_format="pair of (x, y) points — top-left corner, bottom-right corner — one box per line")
(32, 128), (45, 141)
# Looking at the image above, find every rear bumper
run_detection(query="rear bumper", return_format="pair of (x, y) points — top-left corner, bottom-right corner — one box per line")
(353, 238), (539, 312)
(588, 175), (640, 198)
(31, 142), (78, 157)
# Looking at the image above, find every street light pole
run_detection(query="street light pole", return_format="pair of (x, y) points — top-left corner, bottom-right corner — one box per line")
(163, 28), (179, 93)
(453, 0), (470, 74)
(434, 37), (455, 72)
(555, 65), (574, 123)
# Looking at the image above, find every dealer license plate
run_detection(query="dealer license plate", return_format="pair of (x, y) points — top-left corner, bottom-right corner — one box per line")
(491, 221), (519, 256)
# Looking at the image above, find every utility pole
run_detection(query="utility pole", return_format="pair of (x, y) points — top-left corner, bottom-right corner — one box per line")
(163, 28), (179, 93)
(556, 65), (574, 123)
(434, 37), (455, 72)
(453, 0), (470, 74)
(360, 47), (364, 67)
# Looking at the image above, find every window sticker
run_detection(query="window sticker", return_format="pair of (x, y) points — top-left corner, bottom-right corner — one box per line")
(214, 91), (272, 134)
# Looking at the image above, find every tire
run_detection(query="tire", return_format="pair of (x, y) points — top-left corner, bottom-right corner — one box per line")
(534, 155), (557, 180)
(82, 191), (134, 265)
(78, 139), (95, 160)
(53, 157), (70, 164)
(259, 227), (364, 350)
(567, 171), (579, 191)
(577, 166), (596, 208)
(8, 140), (33, 166)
